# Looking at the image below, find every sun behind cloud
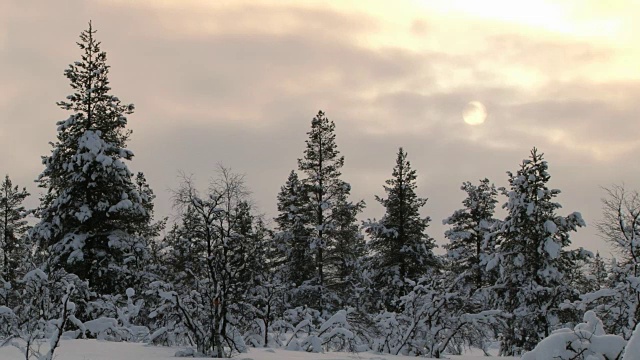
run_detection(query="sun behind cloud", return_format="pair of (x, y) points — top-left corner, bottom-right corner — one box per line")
(463, 101), (487, 125)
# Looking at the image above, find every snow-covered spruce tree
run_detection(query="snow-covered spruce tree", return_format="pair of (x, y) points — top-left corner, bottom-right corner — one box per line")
(231, 200), (288, 345)
(274, 170), (314, 306)
(31, 23), (150, 296)
(121, 172), (166, 320)
(0, 175), (31, 306)
(325, 188), (366, 309)
(243, 218), (289, 348)
(365, 147), (436, 311)
(561, 256), (594, 300)
(560, 254), (602, 301)
(443, 178), (499, 292)
(133, 172), (165, 244)
(587, 252), (609, 292)
(440, 179), (501, 352)
(149, 167), (259, 357)
(296, 110), (365, 310)
(116, 172), (165, 295)
(494, 148), (587, 355)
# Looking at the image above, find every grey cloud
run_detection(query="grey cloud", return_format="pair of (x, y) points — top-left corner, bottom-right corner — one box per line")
(508, 98), (640, 144)
(1, 0), (638, 257)
(485, 33), (613, 73)
(133, 101), (619, 254)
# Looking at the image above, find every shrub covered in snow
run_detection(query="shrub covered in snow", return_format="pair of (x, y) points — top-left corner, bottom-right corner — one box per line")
(369, 277), (503, 358)
(622, 322), (640, 359)
(0, 269), (88, 360)
(522, 311), (626, 360)
(82, 288), (149, 342)
(284, 308), (366, 353)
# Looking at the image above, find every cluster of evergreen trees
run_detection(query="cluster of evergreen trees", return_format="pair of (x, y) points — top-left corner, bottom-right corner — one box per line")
(1, 24), (639, 359)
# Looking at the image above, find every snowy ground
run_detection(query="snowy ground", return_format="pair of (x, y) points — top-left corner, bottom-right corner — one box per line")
(0, 339), (519, 359)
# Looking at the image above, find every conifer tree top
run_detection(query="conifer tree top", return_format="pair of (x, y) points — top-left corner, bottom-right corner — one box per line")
(55, 21), (134, 149)
(298, 110), (344, 178)
(367, 147), (436, 290)
(498, 147), (586, 280)
(376, 147), (427, 212)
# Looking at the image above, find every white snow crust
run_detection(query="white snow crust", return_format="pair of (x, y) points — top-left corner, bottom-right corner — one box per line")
(0, 339), (517, 360)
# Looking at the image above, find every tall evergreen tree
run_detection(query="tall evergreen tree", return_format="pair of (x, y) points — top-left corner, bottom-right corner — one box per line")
(133, 172), (165, 241)
(31, 23), (149, 295)
(587, 252), (608, 292)
(443, 178), (499, 291)
(0, 175), (31, 305)
(244, 216), (287, 348)
(494, 148), (586, 355)
(127, 172), (165, 292)
(274, 170), (314, 299)
(365, 147), (436, 310)
(296, 110), (364, 309)
(326, 187), (365, 307)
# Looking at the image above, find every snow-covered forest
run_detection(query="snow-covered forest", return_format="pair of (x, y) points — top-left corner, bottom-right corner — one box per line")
(2, 24), (640, 360)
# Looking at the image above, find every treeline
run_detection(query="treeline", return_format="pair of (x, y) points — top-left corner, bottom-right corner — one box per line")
(1, 23), (639, 359)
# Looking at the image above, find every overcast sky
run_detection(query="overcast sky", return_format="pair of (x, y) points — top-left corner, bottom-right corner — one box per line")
(2, 0), (639, 255)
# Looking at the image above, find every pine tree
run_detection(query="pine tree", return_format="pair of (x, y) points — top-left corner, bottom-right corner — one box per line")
(162, 211), (205, 286)
(244, 217), (288, 347)
(588, 252), (608, 292)
(443, 178), (499, 291)
(365, 147), (436, 310)
(134, 172), (165, 241)
(326, 187), (365, 308)
(231, 200), (262, 286)
(0, 175), (31, 305)
(495, 148), (586, 355)
(31, 23), (149, 295)
(296, 110), (364, 310)
(127, 172), (165, 293)
(274, 170), (314, 297)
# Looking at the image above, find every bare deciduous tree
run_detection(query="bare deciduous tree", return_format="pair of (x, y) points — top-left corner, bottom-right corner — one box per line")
(597, 184), (640, 272)
(150, 165), (256, 357)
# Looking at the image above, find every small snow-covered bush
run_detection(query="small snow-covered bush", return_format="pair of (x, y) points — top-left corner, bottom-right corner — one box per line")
(285, 308), (367, 353)
(146, 279), (249, 358)
(0, 269), (87, 360)
(84, 288), (149, 342)
(370, 277), (502, 358)
(142, 281), (191, 348)
(567, 259), (640, 341)
(522, 311), (626, 360)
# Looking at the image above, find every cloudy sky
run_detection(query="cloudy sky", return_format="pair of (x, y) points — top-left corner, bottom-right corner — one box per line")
(2, 0), (639, 255)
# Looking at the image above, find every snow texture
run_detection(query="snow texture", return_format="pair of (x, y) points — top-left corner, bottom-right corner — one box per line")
(0, 339), (516, 360)
(622, 322), (640, 360)
(522, 311), (626, 360)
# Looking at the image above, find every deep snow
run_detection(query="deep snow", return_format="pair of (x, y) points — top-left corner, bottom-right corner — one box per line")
(0, 339), (518, 360)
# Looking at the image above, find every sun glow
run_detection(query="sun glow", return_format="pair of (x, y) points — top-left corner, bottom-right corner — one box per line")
(463, 101), (487, 126)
